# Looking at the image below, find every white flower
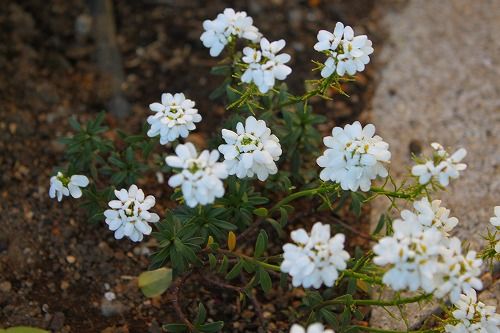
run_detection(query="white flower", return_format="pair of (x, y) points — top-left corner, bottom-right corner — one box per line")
(166, 143), (227, 207)
(241, 38), (292, 93)
(413, 197), (459, 235)
(290, 323), (335, 333)
(373, 218), (443, 292)
(490, 206), (500, 227)
(445, 289), (500, 333)
(434, 237), (483, 304)
(104, 184), (159, 242)
(373, 209), (483, 302)
(147, 93), (202, 145)
(314, 22), (373, 78)
(218, 116), (282, 181)
(412, 143), (467, 187)
(317, 121), (391, 192)
(200, 8), (261, 57)
(49, 172), (89, 202)
(281, 222), (350, 289)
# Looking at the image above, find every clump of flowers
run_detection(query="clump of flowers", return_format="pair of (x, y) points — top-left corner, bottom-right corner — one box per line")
(314, 22), (373, 77)
(373, 207), (482, 303)
(147, 93), (202, 145)
(104, 185), (159, 242)
(317, 121), (391, 192)
(281, 222), (349, 289)
(218, 116), (282, 181)
(48, 7), (500, 332)
(444, 289), (500, 333)
(49, 172), (89, 202)
(165, 142), (227, 207)
(412, 142), (467, 187)
(200, 8), (261, 57)
(290, 323), (335, 333)
(241, 38), (292, 93)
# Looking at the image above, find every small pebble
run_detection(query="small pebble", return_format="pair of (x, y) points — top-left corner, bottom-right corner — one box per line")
(66, 255), (76, 264)
(0, 281), (12, 292)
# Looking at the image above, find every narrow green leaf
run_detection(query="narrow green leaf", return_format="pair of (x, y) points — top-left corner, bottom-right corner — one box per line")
(259, 268), (272, 293)
(253, 230), (267, 258)
(225, 260), (243, 280)
(253, 207), (268, 217)
(162, 323), (188, 332)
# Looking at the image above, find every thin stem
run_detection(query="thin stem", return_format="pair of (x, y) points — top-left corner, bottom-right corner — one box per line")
(370, 187), (413, 199)
(269, 184), (338, 214)
(314, 293), (431, 310)
(341, 270), (382, 285)
(217, 248), (281, 272)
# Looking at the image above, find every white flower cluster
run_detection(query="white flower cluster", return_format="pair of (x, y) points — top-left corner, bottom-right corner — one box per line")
(219, 116), (282, 181)
(166, 143), (228, 207)
(412, 143), (467, 187)
(200, 8), (261, 57)
(314, 22), (373, 78)
(241, 38), (292, 93)
(373, 206), (482, 303)
(49, 172), (89, 202)
(281, 222), (350, 289)
(317, 121), (391, 192)
(147, 93), (202, 145)
(290, 323), (335, 333)
(104, 185), (159, 242)
(445, 289), (500, 333)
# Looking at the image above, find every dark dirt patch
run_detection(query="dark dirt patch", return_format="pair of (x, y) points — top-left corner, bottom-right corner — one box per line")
(0, 0), (384, 331)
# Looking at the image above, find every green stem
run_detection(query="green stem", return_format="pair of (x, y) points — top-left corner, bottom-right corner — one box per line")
(269, 184), (338, 214)
(370, 187), (413, 199)
(350, 326), (439, 333)
(217, 249), (281, 272)
(314, 293), (431, 310)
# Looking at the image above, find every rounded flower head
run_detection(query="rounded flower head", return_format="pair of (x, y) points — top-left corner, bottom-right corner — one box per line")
(445, 289), (500, 333)
(412, 143), (467, 187)
(290, 323), (335, 333)
(373, 208), (483, 302)
(200, 8), (261, 57)
(49, 172), (89, 202)
(314, 22), (373, 78)
(218, 116), (282, 181)
(104, 185), (159, 242)
(317, 121), (391, 192)
(166, 143), (228, 207)
(147, 93), (202, 145)
(241, 38), (292, 93)
(281, 222), (350, 289)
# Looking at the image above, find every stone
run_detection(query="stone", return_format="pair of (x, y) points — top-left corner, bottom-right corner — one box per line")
(370, 0), (500, 329)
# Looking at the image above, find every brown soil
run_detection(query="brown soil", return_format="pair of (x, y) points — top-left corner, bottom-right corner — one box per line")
(0, 0), (383, 332)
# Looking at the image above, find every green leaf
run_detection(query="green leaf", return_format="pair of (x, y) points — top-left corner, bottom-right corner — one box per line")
(253, 207), (268, 217)
(138, 267), (172, 298)
(162, 324), (188, 332)
(373, 214), (386, 235)
(320, 308), (339, 329)
(279, 207), (288, 227)
(1, 328), (49, 333)
(259, 268), (272, 293)
(68, 117), (81, 131)
(198, 321), (224, 333)
(208, 253), (217, 270)
(253, 230), (268, 258)
(194, 303), (207, 325)
(225, 260), (243, 280)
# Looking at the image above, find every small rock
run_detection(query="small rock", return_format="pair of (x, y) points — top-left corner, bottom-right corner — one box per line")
(60, 281), (70, 290)
(0, 281), (12, 292)
(66, 255), (76, 264)
(101, 299), (126, 317)
(50, 311), (65, 331)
